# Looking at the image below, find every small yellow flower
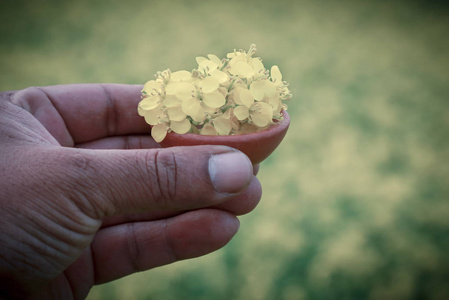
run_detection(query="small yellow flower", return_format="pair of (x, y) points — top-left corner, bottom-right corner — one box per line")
(196, 54), (223, 74)
(170, 70), (192, 82)
(138, 44), (292, 142)
(181, 97), (206, 122)
(233, 102), (273, 127)
(213, 115), (232, 135)
(210, 69), (229, 84)
(234, 105), (250, 120)
(142, 80), (164, 96)
(200, 123), (218, 135)
(250, 102), (273, 127)
(250, 80), (277, 101)
(270, 66), (283, 86)
(170, 119), (192, 134)
(151, 123), (169, 143)
(198, 76), (219, 94)
(202, 91), (226, 108)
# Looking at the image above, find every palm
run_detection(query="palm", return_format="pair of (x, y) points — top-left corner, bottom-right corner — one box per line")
(0, 84), (260, 299)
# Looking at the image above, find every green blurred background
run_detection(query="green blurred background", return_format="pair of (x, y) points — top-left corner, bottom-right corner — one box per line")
(1, 0), (449, 299)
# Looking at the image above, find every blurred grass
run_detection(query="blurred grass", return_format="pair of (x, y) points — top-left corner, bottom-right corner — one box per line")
(1, 0), (449, 299)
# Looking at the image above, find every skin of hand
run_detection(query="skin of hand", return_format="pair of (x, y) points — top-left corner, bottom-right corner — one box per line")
(0, 84), (262, 299)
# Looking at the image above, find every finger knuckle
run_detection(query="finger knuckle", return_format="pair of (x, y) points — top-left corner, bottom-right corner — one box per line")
(144, 149), (178, 208)
(125, 222), (143, 273)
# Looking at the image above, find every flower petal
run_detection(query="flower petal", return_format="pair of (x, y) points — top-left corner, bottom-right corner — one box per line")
(249, 81), (265, 101)
(165, 82), (177, 95)
(213, 117), (232, 135)
(167, 106), (186, 121)
(266, 95), (281, 113)
(207, 54), (222, 66)
(227, 55), (246, 75)
(218, 87), (228, 97)
(175, 82), (195, 100)
(251, 57), (265, 73)
(137, 106), (145, 117)
(143, 80), (163, 96)
(251, 102), (273, 127)
(235, 61), (255, 78)
(181, 97), (198, 115)
(182, 98), (206, 122)
(151, 123), (168, 143)
(236, 123), (260, 135)
(199, 59), (219, 73)
(234, 105), (250, 120)
(200, 123), (218, 135)
(271, 65), (283, 86)
(202, 103), (218, 114)
(199, 76), (219, 94)
(202, 91), (226, 108)
(263, 80), (277, 97)
(144, 108), (166, 125)
(229, 54), (246, 66)
(170, 119), (191, 134)
(210, 69), (230, 84)
(234, 87), (254, 107)
(164, 94), (182, 108)
(138, 96), (160, 110)
(171, 70), (192, 82)
(230, 114), (240, 131)
(196, 56), (207, 65)
(250, 79), (277, 100)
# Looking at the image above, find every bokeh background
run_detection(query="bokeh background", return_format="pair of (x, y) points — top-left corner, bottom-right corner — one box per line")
(1, 0), (449, 299)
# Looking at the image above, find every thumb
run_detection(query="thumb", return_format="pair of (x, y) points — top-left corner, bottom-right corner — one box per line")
(50, 146), (254, 218)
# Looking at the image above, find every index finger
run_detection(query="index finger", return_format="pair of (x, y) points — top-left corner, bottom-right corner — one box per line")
(14, 83), (149, 145)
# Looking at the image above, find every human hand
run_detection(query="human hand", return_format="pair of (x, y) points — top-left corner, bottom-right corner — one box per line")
(0, 84), (261, 299)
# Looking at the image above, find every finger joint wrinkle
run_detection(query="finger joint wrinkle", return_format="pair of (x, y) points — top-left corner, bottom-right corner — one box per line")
(101, 84), (118, 137)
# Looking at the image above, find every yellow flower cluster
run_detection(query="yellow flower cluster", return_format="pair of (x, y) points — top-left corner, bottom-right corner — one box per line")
(138, 44), (292, 143)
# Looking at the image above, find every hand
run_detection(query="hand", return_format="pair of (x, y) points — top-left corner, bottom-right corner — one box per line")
(0, 84), (262, 299)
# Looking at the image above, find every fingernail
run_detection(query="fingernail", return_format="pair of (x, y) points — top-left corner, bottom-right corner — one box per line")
(209, 151), (253, 194)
